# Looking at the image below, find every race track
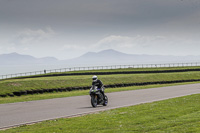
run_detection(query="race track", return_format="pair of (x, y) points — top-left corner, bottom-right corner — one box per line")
(0, 83), (200, 129)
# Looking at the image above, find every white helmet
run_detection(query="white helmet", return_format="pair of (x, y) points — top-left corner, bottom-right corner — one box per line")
(92, 75), (98, 82)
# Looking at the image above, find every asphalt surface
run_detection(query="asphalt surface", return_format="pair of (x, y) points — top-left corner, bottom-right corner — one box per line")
(1, 83), (200, 129)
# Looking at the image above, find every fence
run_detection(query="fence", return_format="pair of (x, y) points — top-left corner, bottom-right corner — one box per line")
(1, 62), (200, 80)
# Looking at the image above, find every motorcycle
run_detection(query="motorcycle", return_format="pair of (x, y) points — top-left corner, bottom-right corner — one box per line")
(89, 85), (108, 108)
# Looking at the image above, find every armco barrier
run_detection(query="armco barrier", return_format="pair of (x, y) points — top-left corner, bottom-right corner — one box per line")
(4, 68), (200, 80)
(1, 79), (200, 97)
(1, 62), (200, 80)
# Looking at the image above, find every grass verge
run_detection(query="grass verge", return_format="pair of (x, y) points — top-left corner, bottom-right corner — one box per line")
(1, 93), (200, 132)
(1, 71), (200, 95)
(0, 81), (199, 104)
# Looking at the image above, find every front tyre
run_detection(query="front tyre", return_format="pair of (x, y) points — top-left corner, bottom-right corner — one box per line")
(91, 95), (98, 107)
(103, 95), (108, 106)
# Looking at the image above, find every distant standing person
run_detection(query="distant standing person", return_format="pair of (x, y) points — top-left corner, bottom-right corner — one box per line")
(44, 69), (46, 74)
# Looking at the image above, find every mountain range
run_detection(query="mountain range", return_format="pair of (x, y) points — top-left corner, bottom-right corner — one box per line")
(65, 49), (200, 65)
(1, 49), (200, 66)
(0, 52), (58, 65)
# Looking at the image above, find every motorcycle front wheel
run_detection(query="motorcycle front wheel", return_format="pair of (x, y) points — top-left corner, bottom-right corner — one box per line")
(91, 95), (98, 107)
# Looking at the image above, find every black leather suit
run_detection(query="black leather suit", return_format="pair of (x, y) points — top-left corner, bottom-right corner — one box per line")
(92, 79), (105, 99)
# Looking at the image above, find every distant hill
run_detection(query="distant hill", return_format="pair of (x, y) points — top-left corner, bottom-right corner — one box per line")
(64, 49), (200, 65)
(0, 52), (58, 66)
(1, 49), (200, 66)
(1, 49), (200, 75)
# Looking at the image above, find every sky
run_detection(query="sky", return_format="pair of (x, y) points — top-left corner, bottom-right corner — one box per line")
(0, 0), (200, 60)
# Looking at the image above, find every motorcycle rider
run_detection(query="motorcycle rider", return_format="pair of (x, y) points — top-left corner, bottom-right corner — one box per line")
(92, 75), (105, 100)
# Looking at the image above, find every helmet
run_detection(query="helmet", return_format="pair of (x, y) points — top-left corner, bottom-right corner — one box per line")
(92, 75), (98, 82)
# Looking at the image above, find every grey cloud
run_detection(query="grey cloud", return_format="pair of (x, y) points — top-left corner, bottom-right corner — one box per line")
(0, 0), (200, 59)
(11, 27), (55, 46)
(1, 0), (199, 32)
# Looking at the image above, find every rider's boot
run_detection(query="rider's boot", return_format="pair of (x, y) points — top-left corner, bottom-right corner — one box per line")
(101, 91), (105, 100)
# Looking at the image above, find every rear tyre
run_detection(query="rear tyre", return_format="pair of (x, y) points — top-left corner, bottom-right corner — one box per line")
(103, 95), (108, 106)
(91, 95), (97, 108)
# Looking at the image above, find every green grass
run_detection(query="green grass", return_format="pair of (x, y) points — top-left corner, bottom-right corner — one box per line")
(1, 71), (200, 95)
(0, 81), (199, 104)
(2, 93), (200, 132)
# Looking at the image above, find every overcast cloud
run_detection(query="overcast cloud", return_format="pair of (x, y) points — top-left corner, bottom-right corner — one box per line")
(0, 0), (200, 59)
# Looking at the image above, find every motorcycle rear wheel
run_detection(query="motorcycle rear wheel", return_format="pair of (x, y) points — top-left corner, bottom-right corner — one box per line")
(103, 95), (108, 106)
